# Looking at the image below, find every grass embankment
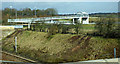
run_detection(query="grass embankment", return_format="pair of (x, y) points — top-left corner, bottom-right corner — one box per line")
(2, 30), (119, 63)
(81, 24), (95, 31)
(89, 17), (119, 23)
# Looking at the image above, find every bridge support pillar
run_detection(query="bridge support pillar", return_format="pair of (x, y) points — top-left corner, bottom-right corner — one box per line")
(78, 17), (82, 24)
(73, 19), (75, 24)
(51, 20), (53, 23)
(86, 17), (89, 24)
(28, 22), (31, 30)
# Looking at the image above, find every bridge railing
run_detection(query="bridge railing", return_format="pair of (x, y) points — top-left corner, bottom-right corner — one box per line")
(8, 14), (89, 23)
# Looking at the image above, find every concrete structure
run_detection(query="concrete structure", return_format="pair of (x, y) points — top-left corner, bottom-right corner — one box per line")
(0, 25), (23, 29)
(8, 12), (89, 25)
(62, 58), (120, 64)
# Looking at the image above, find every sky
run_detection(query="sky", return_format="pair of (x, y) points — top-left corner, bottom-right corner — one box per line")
(2, 2), (118, 14)
(1, 0), (120, 2)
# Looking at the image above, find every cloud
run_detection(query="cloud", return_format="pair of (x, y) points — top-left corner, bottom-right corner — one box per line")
(2, 0), (120, 2)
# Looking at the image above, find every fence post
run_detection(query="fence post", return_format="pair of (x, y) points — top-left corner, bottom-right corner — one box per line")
(114, 48), (116, 58)
(15, 37), (17, 53)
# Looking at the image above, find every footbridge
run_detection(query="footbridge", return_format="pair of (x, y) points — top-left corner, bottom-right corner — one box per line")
(8, 12), (89, 25)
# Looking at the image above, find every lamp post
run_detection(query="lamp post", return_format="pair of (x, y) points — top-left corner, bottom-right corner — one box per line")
(34, 7), (37, 18)
(10, 6), (17, 19)
(15, 9), (17, 19)
(10, 6), (12, 18)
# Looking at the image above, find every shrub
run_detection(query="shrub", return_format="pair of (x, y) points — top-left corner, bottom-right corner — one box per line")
(95, 17), (120, 38)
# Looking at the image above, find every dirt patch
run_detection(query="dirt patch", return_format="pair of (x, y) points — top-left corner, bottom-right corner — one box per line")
(81, 36), (92, 49)
(71, 36), (91, 52)
(77, 35), (87, 44)
(71, 45), (80, 52)
(68, 35), (81, 43)
(6, 29), (25, 38)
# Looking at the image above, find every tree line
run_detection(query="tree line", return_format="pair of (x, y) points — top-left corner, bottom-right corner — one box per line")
(2, 8), (58, 24)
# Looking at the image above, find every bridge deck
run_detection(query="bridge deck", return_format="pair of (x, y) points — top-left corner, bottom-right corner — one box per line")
(8, 15), (89, 23)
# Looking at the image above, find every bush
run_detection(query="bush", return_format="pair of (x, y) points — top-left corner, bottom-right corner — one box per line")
(95, 17), (120, 38)
(47, 24), (58, 40)
(74, 23), (82, 34)
(61, 25), (68, 34)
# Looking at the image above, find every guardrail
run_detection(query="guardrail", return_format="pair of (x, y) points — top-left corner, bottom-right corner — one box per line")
(1, 51), (37, 63)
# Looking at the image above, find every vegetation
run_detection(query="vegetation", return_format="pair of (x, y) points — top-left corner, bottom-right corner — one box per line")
(89, 13), (118, 23)
(95, 17), (120, 38)
(28, 23), (94, 35)
(2, 30), (119, 63)
(2, 7), (120, 63)
(2, 8), (58, 25)
(89, 13), (118, 17)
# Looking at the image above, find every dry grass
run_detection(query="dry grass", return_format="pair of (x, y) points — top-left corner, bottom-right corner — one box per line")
(16, 31), (74, 55)
(1, 30), (15, 41)
(0, 26), (14, 30)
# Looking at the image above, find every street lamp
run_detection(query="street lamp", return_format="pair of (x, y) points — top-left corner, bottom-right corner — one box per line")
(34, 6), (37, 18)
(10, 6), (17, 19)
(15, 9), (17, 19)
(10, 6), (12, 9)
(10, 6), (12, 18)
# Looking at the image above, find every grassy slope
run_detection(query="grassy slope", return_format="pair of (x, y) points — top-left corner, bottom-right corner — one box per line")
(2, 30), (119, 63)
(17, 31), (73, 54)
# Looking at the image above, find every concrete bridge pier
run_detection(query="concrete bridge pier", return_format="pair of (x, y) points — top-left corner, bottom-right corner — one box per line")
(82, 17), (89, 24)
(72, 18), (75, 24)
(78, 17), (82, 23)
(28, 22), (31, 30)
(86, 17), (89, 24)
(73, 18), (82, 24)
(50, 20), (54, 23)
